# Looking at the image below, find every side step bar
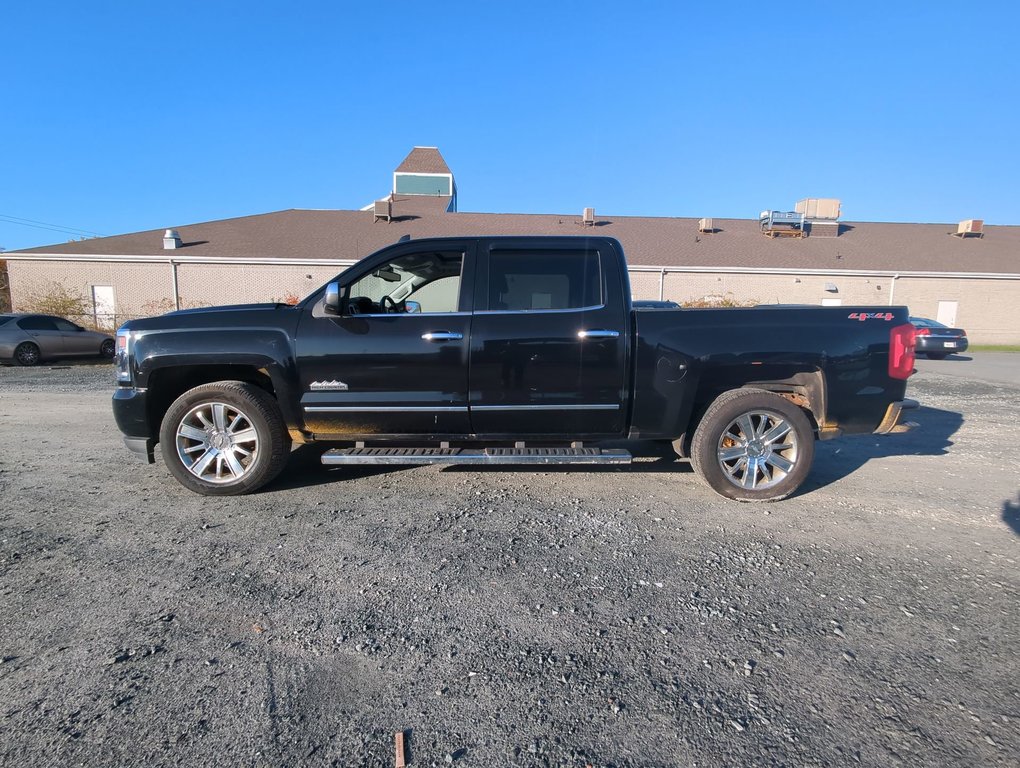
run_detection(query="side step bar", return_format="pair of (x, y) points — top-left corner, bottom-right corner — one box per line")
(321, 446), (632, 466)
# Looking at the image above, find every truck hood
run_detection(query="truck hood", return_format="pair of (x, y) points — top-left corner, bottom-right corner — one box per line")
(164, 302), (286, 316)
(119, 302), (295, 332)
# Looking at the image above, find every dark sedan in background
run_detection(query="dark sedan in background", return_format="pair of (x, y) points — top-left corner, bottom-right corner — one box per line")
(0, 313), (114, 366)
(910, 316), (969, 359)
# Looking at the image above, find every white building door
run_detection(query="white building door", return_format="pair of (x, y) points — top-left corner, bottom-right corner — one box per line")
(92, 285), (115, 329)
(936, 300), (958, 327)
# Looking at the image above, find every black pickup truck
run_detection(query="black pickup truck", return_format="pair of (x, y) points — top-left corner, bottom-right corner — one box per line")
(112, 236), (917, 501)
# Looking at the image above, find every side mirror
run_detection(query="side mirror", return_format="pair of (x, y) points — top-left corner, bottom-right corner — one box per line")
(324, 282), (347, 315)
(404, 300), (421, 314)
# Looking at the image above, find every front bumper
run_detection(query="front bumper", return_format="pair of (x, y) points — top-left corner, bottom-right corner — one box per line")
(113, 387), (155, 463)
(874, 398), (919, 435)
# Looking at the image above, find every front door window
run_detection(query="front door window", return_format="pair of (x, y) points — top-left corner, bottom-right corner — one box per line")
(347, 251), (464, 314)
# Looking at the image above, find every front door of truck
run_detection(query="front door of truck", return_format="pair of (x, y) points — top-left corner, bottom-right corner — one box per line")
(295, 242), (475, 438)
(467, 239), (630, 438)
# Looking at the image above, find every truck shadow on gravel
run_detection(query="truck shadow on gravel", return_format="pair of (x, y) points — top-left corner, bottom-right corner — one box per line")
(801, 404), (963, 494)
(270, 445), (418, 490)
(269, 406), (963, 495)
(1003, 493), (1020, 537)
(268, 442), (689, 492)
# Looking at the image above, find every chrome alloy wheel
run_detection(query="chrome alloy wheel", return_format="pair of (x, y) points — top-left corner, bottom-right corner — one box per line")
(716, 410), (800, 491)
(175, 402), (260, 484)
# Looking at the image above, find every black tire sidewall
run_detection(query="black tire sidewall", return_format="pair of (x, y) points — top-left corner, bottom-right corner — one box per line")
(691, 390), (815, 502)
(159, 381), (290, 496)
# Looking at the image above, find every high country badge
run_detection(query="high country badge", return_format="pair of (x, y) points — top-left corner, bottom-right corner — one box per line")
(310, 380), (349, 391)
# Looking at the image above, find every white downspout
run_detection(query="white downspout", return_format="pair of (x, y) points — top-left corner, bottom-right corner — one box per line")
(888, 273), (899, 306)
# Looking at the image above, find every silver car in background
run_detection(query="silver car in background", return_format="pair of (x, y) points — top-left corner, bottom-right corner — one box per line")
(0, 313), (115, 366)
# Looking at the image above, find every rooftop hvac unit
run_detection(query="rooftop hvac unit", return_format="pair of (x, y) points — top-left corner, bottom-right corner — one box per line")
(795, 198), (841, 220)
(374, 198), (393, 222)
(698, 217), (714, 233)
(582, 207), (595, 226)
(955, 219), (984, 237)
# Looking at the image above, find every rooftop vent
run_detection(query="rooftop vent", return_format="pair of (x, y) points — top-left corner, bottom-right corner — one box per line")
(796, 198), (841, 220)
(698, 217), (715, 233)
(954, 219), (984, 238)
(582, 207), (595, 227)
(162, 229), (181, 250)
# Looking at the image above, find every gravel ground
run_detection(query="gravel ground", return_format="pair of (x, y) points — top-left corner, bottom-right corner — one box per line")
(0, 360), (1017, 767)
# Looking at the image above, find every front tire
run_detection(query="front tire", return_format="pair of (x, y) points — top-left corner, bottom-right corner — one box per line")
(159, 381), (291, 496)
(15, 342), (41, 366)
(690, 389), (814, 502)
(100, 339), (115, 358)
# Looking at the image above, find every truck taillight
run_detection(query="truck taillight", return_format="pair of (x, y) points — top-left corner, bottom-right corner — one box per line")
(115, 330), (133, 383)
(889, 323), (916, 380)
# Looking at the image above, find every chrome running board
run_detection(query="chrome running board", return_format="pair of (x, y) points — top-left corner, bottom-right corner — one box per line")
(321, 446), (632, 466)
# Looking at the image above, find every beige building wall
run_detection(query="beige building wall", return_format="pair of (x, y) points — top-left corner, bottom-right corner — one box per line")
(8, 260), (173, 323)
(174, 263), (343, 308)
(8, 258), (1020, 344)
(891, 276), (1019, 345)
(660, 272), (892, 306)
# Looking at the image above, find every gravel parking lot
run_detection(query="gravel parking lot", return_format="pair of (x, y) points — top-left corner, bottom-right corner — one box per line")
(1, 358), (1017, 767)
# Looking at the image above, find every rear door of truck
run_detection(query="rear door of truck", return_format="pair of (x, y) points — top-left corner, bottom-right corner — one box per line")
(467, 238), (630, 438)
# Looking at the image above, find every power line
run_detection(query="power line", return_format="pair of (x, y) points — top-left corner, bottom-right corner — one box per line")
(0, 213), (105, 238)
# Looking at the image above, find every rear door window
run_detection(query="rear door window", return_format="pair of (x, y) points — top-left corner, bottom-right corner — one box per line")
(487, 250), (601, 311)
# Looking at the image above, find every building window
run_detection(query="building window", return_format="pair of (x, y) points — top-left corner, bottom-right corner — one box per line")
(394, 173), (452, 196)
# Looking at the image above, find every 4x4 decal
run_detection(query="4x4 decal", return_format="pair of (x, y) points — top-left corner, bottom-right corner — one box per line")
(848, 312), (895, 321)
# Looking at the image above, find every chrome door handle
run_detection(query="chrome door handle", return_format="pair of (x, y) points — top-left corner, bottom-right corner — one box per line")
(577, 329), (620, 339)
(421, 331), (464, 342)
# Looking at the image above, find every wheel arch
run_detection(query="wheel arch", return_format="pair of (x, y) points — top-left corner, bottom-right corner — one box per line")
(674, 367), (826, 456)
(144, 364), (278, 440)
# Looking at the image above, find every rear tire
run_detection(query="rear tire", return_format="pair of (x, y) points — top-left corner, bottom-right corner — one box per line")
(925, 353), (947, 360)
(159, 381), (291, 496)
(690, 389), (814, 502)
(100, 339), (115, 358)
(15, 342), (41, 366)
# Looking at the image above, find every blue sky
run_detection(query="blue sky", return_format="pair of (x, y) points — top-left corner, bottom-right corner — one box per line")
(2, 1), (1017, 251)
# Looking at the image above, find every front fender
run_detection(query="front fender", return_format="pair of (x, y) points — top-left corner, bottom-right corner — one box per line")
(131, 328), (302, 426)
